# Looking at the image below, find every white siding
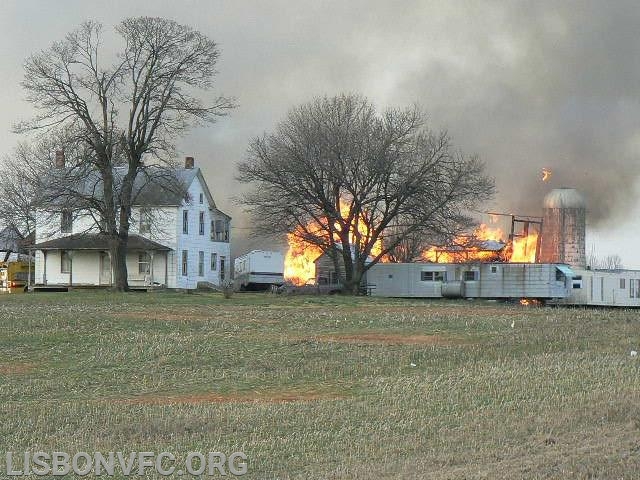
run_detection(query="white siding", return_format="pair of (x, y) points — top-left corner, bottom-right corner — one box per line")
(174, 175), (230, 289)
(34, 168), (231, 289)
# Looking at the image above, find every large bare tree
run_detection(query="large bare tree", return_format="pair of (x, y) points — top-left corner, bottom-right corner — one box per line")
(238, 94), (495, 294)
(16, 18), (233, 290)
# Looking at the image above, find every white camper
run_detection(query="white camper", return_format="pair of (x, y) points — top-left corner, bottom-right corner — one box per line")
(234, 250), (285, 291)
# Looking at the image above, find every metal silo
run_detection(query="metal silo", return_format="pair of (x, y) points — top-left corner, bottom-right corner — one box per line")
(539, 188), (586, 268)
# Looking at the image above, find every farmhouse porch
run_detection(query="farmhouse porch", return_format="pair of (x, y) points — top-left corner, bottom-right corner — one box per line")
(30, 233), (171, 289)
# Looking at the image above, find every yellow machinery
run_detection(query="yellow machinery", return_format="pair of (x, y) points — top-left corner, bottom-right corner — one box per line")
(0, 258), (32, 290)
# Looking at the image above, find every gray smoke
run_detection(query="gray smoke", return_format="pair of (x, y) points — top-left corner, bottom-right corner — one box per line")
(2, 0), (639, 256)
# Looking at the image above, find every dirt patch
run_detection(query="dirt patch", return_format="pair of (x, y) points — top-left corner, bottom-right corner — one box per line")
(112, 390), (345, 406)
(307, 332), (462, 345)
(0, 363), (34, 375)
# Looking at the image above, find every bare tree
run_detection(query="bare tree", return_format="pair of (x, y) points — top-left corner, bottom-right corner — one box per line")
(237, 94), (495, 294)
(588, 246), (624, 270)
(16, 18), (234, 290)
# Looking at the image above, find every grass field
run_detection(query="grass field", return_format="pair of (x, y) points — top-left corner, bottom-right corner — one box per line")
(0, 291), (639, 479)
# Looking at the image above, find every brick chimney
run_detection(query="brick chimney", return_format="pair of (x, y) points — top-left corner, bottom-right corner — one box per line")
(55, 150), (65, 168)
(185, 156), (195, 169)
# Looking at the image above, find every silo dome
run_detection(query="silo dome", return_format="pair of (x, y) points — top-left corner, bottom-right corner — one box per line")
(543, 188), (586, 209)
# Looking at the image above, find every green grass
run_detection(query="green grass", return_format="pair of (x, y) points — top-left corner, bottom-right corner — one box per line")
(0, 291), (639, 478)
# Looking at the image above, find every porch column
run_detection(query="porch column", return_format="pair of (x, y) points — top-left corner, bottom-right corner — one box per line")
(149, 250), (155, 286)
(164, 251), (169, 287)
(27, 249), (32, 290)
(43, 250), (48, 285)
(68, 250), (74, 287)
(108, 251), (113, 286)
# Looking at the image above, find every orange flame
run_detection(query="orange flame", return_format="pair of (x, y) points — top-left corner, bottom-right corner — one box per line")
(542, 168), (552, 182)
(284, 201), (383, 285)
(421, 223), (539, 264)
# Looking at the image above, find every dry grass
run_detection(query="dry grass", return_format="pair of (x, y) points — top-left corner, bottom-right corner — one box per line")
(110, 389), (346, 406)
(0, 291), (638, 479)
(303, 332), (463, 345)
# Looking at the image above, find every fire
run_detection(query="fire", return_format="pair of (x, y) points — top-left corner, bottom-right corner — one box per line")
(542, 168), (552, 182)
(520, 298), (541, 306)
(283, 232), (323, 285)
(509, 232), (539, 262)
(283, 201), (383, 285)
(421, 223), (539, 264)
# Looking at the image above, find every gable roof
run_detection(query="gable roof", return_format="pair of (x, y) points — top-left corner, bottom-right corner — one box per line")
(41, 165), (228, 214)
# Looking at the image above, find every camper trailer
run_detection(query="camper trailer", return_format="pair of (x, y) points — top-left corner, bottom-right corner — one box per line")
(234, 250), (285, 291)
(366, 262), (573, 300)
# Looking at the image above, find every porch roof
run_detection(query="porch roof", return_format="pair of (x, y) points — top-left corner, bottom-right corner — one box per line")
(31, 234), (171, 252)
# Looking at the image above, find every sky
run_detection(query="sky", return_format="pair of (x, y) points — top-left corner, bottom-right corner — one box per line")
(1, 0), (639, 265)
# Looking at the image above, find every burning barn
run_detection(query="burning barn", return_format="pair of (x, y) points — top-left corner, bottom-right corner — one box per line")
(365, 187), (640, 306)
(281, 184), (640, 306)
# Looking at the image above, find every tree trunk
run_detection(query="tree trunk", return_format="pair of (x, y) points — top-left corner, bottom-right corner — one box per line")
(344, 269), (364, 295)
(110, 234), (128, 291)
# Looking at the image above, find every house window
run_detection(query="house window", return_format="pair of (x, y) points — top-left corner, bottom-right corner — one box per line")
(138, 252), (151, 275)
(61, 250), (71, 273)
(420, 271), (445, 282)
(463, 271), (477, 281)
(182, 211), (189, 234)
(212, 219), (230, 242)
(181, 250), (188, 276)
(198, 251), (204, 277)
(199, 212), (205, 235)
(199, 193), (203, 204)
(220, 256), (226, 280)
(620, 278), (626, 289)
(61, 211), (73, 233)
(139, 208), (151, 234)
(211, 253), (217, 271)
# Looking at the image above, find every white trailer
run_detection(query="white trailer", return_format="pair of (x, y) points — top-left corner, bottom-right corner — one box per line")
(234, 250), (284, 291)
(550, 268), (640, 307)
(366, 262), (574, 300)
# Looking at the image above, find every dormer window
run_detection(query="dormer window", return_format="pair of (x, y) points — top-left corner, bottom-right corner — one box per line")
(61, 211), (73, 233)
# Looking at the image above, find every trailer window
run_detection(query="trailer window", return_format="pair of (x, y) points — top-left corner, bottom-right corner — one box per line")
(620, 278), (626, 289)
(631, 280), (635, 298)
(421, 271), (445, 282)
(636, 279), (640, 298)
(572, 276), (582, 289)
(490, 266), (498, 274)
(463, 271), (477, 281)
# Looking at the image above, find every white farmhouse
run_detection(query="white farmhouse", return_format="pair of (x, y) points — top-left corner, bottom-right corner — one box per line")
(31, 156), (231, 290)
